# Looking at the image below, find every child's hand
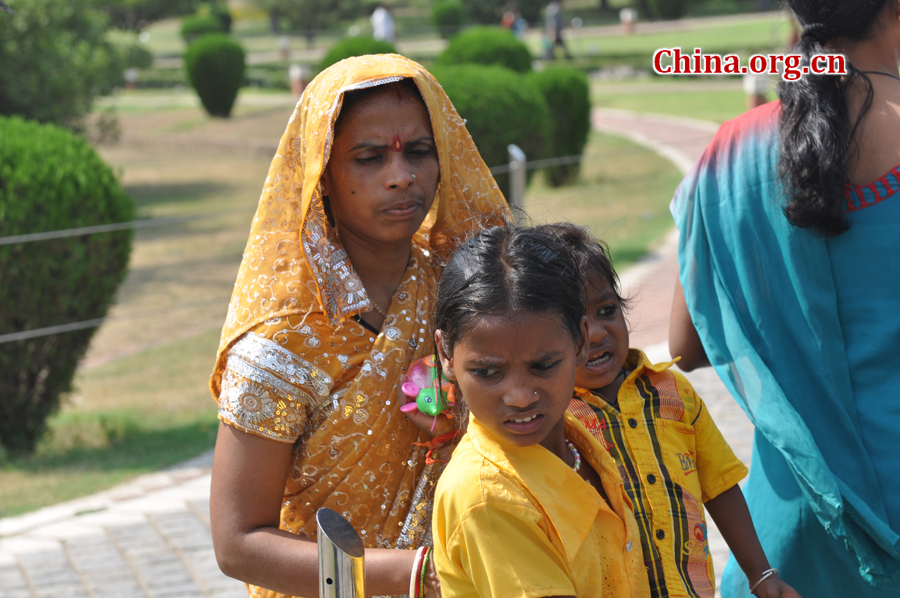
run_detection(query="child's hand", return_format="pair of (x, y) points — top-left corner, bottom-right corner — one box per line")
(423, 552), (442, 598)
(753, 576), (802, 598)
(398, 374), (456, 438)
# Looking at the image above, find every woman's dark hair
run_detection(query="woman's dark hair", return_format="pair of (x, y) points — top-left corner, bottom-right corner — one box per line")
(333, 78), (424, 137)
(434, 225), (585, 358)
(778, 0), (891, 237)
(533, 222), (630, 312)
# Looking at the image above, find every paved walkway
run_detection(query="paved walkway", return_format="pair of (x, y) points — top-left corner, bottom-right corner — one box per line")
(0, 110), (753, 598)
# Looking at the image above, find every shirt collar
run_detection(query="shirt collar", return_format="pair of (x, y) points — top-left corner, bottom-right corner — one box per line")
(575, 348), (679, 398)
(466, 413), (623, 562)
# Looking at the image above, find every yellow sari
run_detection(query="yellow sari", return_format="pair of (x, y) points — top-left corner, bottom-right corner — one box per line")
(209, 54), (508, 596)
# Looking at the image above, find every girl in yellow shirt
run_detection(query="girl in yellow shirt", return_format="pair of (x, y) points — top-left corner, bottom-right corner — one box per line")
(431, 226), (651, 598)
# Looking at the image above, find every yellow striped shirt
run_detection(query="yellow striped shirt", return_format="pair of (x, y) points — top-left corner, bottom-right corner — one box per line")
(568, 349), (748, 598)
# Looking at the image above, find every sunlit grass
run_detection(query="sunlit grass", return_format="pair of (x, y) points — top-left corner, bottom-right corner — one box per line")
(0, 329), (221, 518)
(592, 80), (761, 123)
(524, 131), (683, 267)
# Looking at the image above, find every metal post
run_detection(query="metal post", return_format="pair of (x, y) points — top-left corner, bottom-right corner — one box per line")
(317, 508), (365, 598)
(507, 143), (526, 217)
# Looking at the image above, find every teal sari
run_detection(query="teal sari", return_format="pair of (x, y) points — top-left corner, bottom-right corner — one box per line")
(671, 101), (900, 596)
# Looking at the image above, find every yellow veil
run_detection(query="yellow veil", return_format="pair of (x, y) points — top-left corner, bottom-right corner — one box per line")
(211, 54), (509, 395)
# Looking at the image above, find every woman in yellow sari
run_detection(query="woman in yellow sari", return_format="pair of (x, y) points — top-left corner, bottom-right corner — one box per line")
(208, 54), (508, 597)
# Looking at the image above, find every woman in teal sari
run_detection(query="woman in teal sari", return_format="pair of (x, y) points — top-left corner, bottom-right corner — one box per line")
(669, 1), (900, 596)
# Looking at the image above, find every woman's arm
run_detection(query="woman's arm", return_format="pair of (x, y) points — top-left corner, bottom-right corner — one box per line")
(209, 422), (423, 597)
(669, 276), (710, 371)
(706, 486), (802, 598)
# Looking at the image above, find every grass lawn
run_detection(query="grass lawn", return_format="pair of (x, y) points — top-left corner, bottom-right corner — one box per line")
(0, 331), (221, 518)
(570, 14), (790, 58)
(525, 131), (684, 266)
(592, 79), (768, 123)
(1, 88), (683, 518)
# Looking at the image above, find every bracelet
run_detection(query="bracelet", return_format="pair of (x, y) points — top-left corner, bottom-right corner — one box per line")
(419, 547), (432, 596)
(749, 568), (779, 595)
(409, 546), (427, 598)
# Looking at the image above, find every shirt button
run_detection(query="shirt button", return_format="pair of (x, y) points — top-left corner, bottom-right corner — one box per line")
(626, 541), (633, 551)
(628, 418), (638, 428)
(647, 474), (656, 484)
(656, 529), (665, 540)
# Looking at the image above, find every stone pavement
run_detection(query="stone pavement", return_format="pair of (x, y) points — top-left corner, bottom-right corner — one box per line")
(0, 109), (752, 598)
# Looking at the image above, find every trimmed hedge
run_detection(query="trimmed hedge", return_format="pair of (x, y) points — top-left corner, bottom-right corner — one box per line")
(318, 36), (398, 72)
(0, 116), (134, 455)
(184, 33), (246, 118)
(529, 67), (591, 187)
(180, 14), (226, 42)
(431, 64), (550, 199)
(432, 0), (467, 39)
(436, 26), (532, 74)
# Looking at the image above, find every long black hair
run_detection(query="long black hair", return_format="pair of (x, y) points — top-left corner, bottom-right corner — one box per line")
(533, 222), (630, 312)
(433, 225), (585, 358)
(778, 0), (890, 236)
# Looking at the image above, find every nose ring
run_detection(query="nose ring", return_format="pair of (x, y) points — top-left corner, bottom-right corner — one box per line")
(533, 390), (538, 396)
(411, 173), (416, 180)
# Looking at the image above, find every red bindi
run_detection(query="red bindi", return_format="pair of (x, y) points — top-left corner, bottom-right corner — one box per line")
(390, 134), (403, 152)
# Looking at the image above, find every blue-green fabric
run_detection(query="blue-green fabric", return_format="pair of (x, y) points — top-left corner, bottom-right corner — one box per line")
(670, 101), (900, 595)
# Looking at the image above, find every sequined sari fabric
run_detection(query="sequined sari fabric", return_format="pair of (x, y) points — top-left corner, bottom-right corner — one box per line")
(209, 54), (508, 597)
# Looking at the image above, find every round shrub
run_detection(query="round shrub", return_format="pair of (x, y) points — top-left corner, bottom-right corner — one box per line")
(437, 27), (533, 74)
(0, 116), (134, 455)
(529, 67), (591, 187)
(184, 33), (246, 118)
(431, 64), (550, 199)
(203, 2), (233, 33)
(432, 0), (467, 39)
(318, 36), (398, 72)
(122, 42), (155, 70)
(180, 14), (225, 42)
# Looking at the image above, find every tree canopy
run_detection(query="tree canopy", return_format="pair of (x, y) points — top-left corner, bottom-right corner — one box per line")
(0, 0), (122, 128)
(91, 0), (204, 31)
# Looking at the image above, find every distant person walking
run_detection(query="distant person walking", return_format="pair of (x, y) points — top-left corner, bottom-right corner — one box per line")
(544, 0), (571, 59)
(501, 2), (527, 39)
(371, 3), (396, 43)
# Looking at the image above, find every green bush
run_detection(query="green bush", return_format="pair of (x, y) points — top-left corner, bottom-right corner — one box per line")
(0, 0), (122, 128)
(437, 27), (532, 74)
(431, 65), (550, 199)
(184, 33), (246, 118)
(121, 42), (155, 70)
(93, 0), (203, 31)
(181, 14), (226, 42)
(529, 67), (591, 187)
(200, 2), (233, 32)
(0, 116), (134, 455)
(318, 36), (398, 72)
(432, 0), (467, 39)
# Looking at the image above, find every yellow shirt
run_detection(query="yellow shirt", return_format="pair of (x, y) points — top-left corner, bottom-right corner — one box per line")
(433, 413), (651, 598)
(568, 349), (749, 598)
